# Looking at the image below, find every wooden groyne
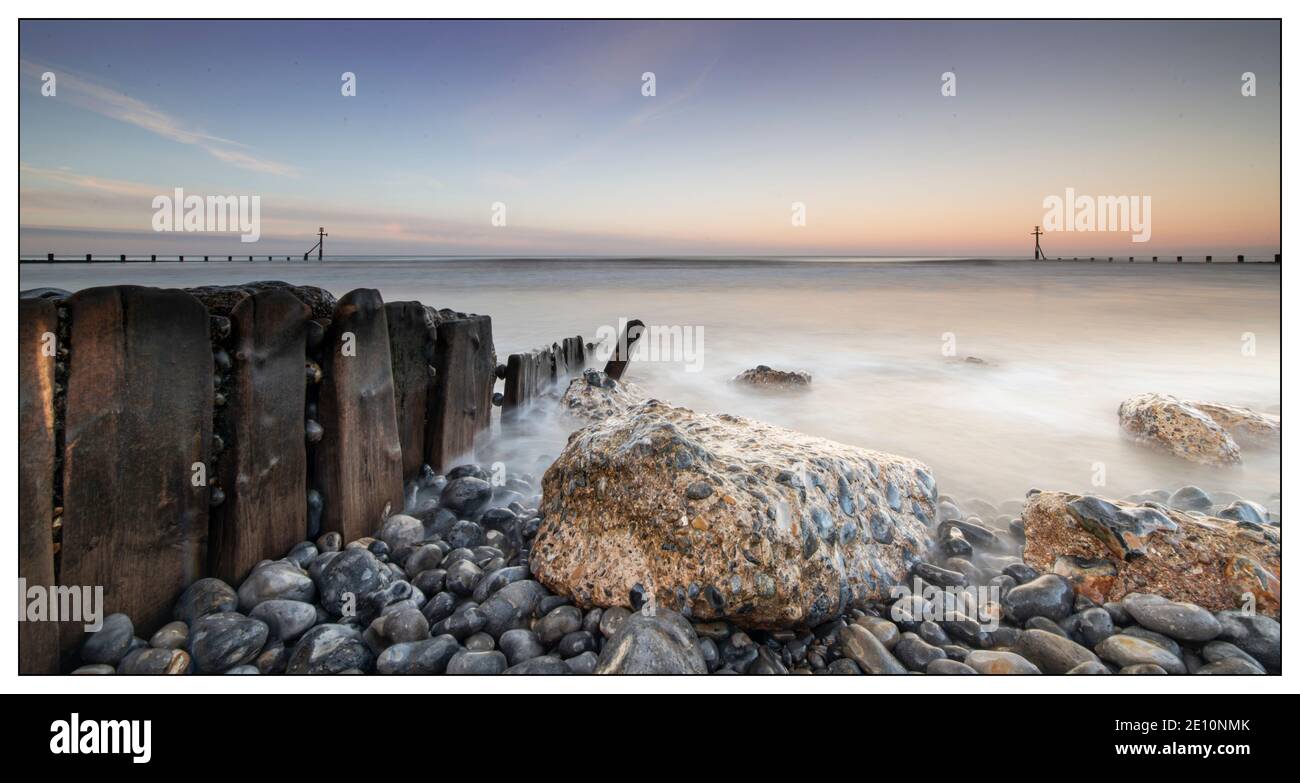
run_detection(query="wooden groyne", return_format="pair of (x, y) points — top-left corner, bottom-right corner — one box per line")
(1045, 253), (1280, 263)
(16, 282), (586, 673)
(21, 255), (311, 264)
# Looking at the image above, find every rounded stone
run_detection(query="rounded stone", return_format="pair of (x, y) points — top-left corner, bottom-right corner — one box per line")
(80, 613), (134, 665)
(445, 649), (508, 675)
(174, 578), (238, 623)
(1121, 593), (1221, 641)
(965, 650), (1041, 674)
(187, 612), (269, 673)
(249, 599), (318, 643)
(238, 560), (316, 612)
(149, 621), (189, 651)
(595, 610), (706, 674)
(1002, 574), (1074, 623)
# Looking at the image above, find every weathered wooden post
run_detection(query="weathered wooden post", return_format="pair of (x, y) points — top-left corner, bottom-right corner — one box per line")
(426, 312), (495, 472)
(200, 289), (310, 585)
(1152, 256), (1158, 262)
(385, 301), (438, 480)
(18, 295), (61, 673)
(502, 349), (549, 419)
(59, 286), (213, 650)
(151, 254), (157, 262)
(119, 254), (126, 262)
(314, 289), (404, 543)
(1207, 255), (1213, 262)
(47, 253), (53, 262)
(84, 254), (91, 262)
(1129, 256), (1134, 262)
(603, 320), (645, 382)
(1238, 255), (1245, 263)
(180, 255), (185, 262)
(1177, 256), (1182, 263)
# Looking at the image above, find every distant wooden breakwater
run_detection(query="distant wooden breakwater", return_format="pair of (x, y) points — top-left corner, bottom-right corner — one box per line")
(1041, 254), (1280, 263)
(17, 282), (585, 673)
(21, 254), (311, 264)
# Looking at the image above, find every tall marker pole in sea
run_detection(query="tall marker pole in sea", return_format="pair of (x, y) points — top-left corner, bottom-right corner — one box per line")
(303, 226), (328, 261)
(1031, 225), (1045, 260)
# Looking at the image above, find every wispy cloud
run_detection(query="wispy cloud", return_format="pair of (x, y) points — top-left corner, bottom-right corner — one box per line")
(21, 59), (299, 177)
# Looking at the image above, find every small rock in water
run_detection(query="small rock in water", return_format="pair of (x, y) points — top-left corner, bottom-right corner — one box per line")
(72, 664), (116, 675)
(732, 365), (812, 388)
(1218, 500), (1269, 525)
(1169, 485), (1213, 512)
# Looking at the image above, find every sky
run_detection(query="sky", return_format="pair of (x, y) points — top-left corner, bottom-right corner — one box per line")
(19, 20), (1281, 257)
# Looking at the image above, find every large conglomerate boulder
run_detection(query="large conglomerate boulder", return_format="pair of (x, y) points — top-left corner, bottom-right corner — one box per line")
(1022, 491), (1279, 617)
(531, 399), (937, 629)
(1117, 393), (1278, 466)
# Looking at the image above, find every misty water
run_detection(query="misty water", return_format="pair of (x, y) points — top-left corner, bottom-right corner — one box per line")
(22, 257), (1281, 510)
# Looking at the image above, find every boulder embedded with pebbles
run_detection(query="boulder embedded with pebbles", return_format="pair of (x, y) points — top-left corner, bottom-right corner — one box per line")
(559, 370), (649, 423)
(1022, 491), (1279, 617)
(1117, 393), (1278, 465)
(531, 399), (937, 629)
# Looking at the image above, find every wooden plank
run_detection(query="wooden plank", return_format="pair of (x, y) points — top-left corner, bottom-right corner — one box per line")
(502, 348), (550, 416)
(314, 289), (404, 543)
(60, 286), (212, 649)
(18, 297), (60, 673)
(426, 312), (495, 472)
(385, 302), (438, 480)
(208, 290), (310, 585)
(557, 336), (585, 381)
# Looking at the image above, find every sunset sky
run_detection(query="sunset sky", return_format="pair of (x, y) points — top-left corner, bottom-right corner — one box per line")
(19, 19), (1280, 257)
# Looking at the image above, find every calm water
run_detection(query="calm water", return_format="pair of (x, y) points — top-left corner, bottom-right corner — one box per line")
(22, 257), (1281, 508)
